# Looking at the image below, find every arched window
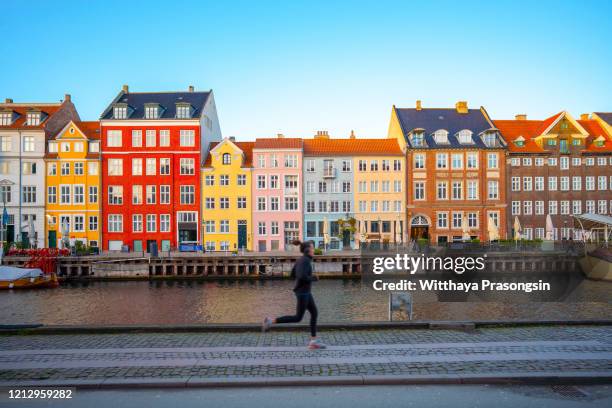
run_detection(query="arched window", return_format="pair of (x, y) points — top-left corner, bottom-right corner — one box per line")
(411, 216), (429, 226)
(433, 129), (449, 144)
(222, 153), (231, 165)
(457, 129), (473, 144)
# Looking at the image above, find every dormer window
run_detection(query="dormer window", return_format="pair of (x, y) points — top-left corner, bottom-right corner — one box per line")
(594, 136), (605, 147)
(113, 104), (127, 119)
(457, 130), (473, 144)
(176, 103), (192, 119)
(26, 111), (41, 126)
(0, 111), (12, 126)
(482, 132), (498, 147)
(411, 131), (425, 147)
(514, 136), (525, 147)
(144, 104), (160, 119)
(433, 130), (449, 144)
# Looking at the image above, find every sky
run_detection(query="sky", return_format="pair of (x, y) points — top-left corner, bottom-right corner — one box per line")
(1, 0), (610, 140)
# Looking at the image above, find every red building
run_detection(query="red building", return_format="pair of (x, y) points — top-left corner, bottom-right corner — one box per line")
(100, 85), (221, 252)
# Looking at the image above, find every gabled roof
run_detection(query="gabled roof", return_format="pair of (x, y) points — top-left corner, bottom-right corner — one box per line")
(0, 102), (63, 130)
(393, 106), (501, 149)
(594, 112), (612, 125)
(100, 89), (211, 120)
(52, 120), (100, 140)
(203, 140), (254, 167)
(253, 138), (303, 149)
(494, 112), (611, 153)
(303, 138), (403, 156)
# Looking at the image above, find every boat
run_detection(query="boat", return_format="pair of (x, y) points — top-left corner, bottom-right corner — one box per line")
(0, 266), (59, 289)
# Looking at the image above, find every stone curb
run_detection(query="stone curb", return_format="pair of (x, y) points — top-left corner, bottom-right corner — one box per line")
(1, 320), (611, 335)
(1, 373), (611, 389)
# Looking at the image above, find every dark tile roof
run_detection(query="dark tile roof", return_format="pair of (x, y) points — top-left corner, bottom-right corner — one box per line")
(394, 107), (501, 149)
(594, 112), (612, 125)
(100, 90), (210, 120)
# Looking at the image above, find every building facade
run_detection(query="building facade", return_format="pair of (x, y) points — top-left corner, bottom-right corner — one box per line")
(0, 95), (79, 248)
(388, 101), (507, 243)
(352, 139), (406, 246)
(251, 137), (303, 252)
(495, 112), (612, 240)
(45, 121), (101, 248)
(303, 133), (356, 250)
(201, 138), (254, 251)
(100, 85), (221, 252)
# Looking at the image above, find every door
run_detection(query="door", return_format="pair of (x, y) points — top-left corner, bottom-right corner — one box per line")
(6, 225), (14, 246)
(560, 139), (568, 153)
(342, 230), (351, 249)
(146, 240), (156, 253)
(48, 230), (57, 248)
(258, 240), (267, 252)
(133, 240), (143, 252)
(410, 226), (429, 240)
(237, 223), (247, 249)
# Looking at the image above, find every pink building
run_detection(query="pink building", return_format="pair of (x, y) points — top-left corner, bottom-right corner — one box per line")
(251, 137), (303, 251)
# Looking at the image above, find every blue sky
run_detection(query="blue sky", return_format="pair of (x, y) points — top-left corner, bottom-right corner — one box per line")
(1, 0), (610, 139)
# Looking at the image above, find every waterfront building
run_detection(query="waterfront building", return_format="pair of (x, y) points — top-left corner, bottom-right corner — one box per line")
(251, 136), (303, 251)
(352, 138), (406, 247)
(99, 85), (221, 252)
(494, 112), (612, 240)
(303, 131), (356, 250)
(201, 138), (254, 251)
(388, 101), (507, 243)
(0, 95), (79, 248)
(44, 121), (101, 248)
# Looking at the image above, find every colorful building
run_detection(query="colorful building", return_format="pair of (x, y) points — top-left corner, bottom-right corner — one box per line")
(251, 137), (303, 252)
(44, 121), (101, 248)
(0, 95), (79, 248)
(495, 112), (612, 240)
(303, 132), (356, 250)
(388, 101), (507, 243)
(99, 85), (221, 252)
(201, 138), (254, 251)
(352, 139), (406, 246)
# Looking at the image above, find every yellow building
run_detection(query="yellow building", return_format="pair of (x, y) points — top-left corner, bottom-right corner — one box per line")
(201, 138), (254, 251)
(45, 121), (101, 249)
(352, 139), (407, 246)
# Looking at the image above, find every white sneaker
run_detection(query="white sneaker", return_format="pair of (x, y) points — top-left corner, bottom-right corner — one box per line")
(308, 339), (327, 349)
(262, 317), (273, 333)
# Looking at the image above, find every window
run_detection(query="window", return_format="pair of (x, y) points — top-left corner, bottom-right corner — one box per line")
(433, 130), (449, 144)
(549, 177), (558, 191)
(451, 154), (463, 169)
(269, 175), (279, 189)
(133, 214), (144, 232)
(132, 130), (142, 147)
(285, 175), (298, 190)
(160, 214), (170, 232)
(237, 174), (246, 186)
(560, 177), (569, 191)
(414, 182), (425, 200)
(598, 200), (608, 214)
(436, 153), (448, 169)
(220, 175), (229, 186)
(145, 158), (156, 175)
(180, 158), (195, 175)
(319, 201), (328, 213)
(108, 214), (123, 232)
(451, 181), (462, 200)
(344, 181), (352, 193)
(306, 201), (315, 213)
(89, 186), (98, 203)
(258, 222), (267, 235)
(561, 200), (570, 215)
(437, 212), (448, 228)
(560, 157), (569, 170)
(285, 154), (298, 168)
(74, 185), (84, 204)
(146, 214), (156, 232)
(145, 130), (156, 147)
(523, 177), (532, 191)
(219, 196), (229, 209)
(370, 160), (378, 171)
(59, 185), (70, 204)
(107, 130), (122, 147)
(180, 130), (195, 147)
(257, 197), (266, 211)
(26, 112), (41, 126)
(411, 132), (425, 146)
(523, 201), (532, 215)
(146, 185), (156, 204)
(452, 213), (462, 229)
(220, 220), (230, 233)
(585, 176), (595, 191)
(572, 200), (582, 215)
(47, 186), (57, 203)
(343, 201), (351, 212)
(21, 186), (36, 203)
(358, 160), (366, 171)
(60, 162), (70, 176)
(23, 136), (35, 152)
(535, 200), (544, 215)
(108, 186), (123, 204)
(222, 153), (231, 165)
(205, 175), (215, 186)
(467, 213), (478, 228)
(73, 142), (84, 153)
(511, 177), (520, 191)
(270, 154), (279, 168)
(74, 162), (84, 175)
(205, 197), (215, 209)
(22, 162), (36, 175)
(176, 104), (191, 119)
(73, 215), (84, 232)
(414, 153), (425, 169)
(487, 180), (499, 199)
(370, 201), (378, 212)
(436, 181), (447, 200)
(370, 181), (378, 192)
(270, 197), (279, 211)
(237, 196), (247, 209)
(522, 157), (532, 166)
(549, 200), (558, 215)
(0, 112), (12, 126)
(482, 133), (497, 147)
(511, 201), (520, 215)
(132, 185), (143, 204)
(319, 181), (327, 193)
(467, 180), (478, 200)
(89, 216), (98, 231)
(257, 175), (266, 189)
(160, 158), (170, 175)
(108, 158), (123, 176)
(466, 153), (478, 169)
(285, 196), (298, 211)
(160, 185), (170, 204)
(131, 158), (142, 176)
(159, 130), (170, 147)
(342, 160), (352, 172)
(257, 155), (266, 168)
(598, 176), (607, 190)
(572, 176), (582, 191)
(535, 177), (544, 191)
(0, 161), (8, 174)
(487, 153), (498, 169)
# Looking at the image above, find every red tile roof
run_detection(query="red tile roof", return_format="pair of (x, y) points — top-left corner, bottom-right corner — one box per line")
(203, 141), (255, 167)
(0, 103), (63, 130)
(254, 138), (302, 149)
(303, 138), (403, 156)
(74, 121), (100, 139)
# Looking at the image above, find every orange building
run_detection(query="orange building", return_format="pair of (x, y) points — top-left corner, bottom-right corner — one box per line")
(388, 101), (507, 243)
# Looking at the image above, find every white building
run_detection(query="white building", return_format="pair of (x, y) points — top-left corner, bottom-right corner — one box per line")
(0, 95), (79, 248)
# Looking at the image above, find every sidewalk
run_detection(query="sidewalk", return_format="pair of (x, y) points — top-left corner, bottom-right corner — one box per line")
(1, 325), (611, 388)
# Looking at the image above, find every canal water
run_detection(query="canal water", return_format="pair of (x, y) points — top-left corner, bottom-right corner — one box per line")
(1, 279), (610, 325)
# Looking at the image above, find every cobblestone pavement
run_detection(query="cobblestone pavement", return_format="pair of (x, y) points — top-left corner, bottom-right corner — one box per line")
(0, 325), (611, 385)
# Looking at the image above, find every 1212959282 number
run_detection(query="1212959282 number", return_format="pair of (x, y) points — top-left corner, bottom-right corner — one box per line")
(8, 389), (73, 399)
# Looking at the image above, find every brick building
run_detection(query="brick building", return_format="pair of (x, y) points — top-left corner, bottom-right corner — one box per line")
(495, 112), (612, 240)
(388, 101), (507, 243)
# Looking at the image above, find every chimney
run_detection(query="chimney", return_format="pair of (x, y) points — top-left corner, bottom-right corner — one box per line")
(4, 98), (13, 103)
(314, 130), (329, 139)
(455, 101), (468, 114)
(64, 94), (71, 102)
(349, 130), (356, 139)
(188, 85), (194, 92)
(416, 100), (422, 111)
(229, 136), (236, 142)
(515, 114), (527, 121)
(580, 113), (589, 121)
(276, 133), (285, 138)
(122, 84), (129, 93)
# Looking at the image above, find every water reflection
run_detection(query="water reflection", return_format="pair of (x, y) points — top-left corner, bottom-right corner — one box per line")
(0, 279), (610, 325)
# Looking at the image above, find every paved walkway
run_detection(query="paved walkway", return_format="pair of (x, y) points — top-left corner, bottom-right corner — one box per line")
(1, 325), (611, 387)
